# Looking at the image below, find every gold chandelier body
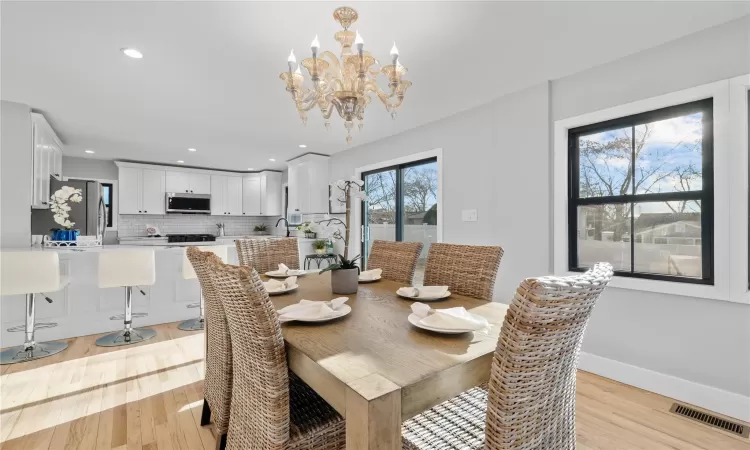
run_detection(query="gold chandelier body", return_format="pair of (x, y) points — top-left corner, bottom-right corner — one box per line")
(280, 6), (411, 144)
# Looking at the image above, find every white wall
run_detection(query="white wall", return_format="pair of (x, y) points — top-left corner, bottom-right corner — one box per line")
(63, 156), (118, 180)
(331, 82), (551, 304)
(0, 101), (32, 248)
(551, 15), (750, 399)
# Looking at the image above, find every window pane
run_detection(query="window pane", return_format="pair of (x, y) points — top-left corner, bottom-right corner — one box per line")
(363, 170), (397, 261)
(577, 204), (631, 271)
(633, 201), (702, 277)
(578, 127), (633, 198)
(634, 112), (703, 195)
(402, 161), (438, 285)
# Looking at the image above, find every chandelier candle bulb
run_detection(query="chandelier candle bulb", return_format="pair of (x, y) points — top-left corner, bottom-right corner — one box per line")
(390, 42), (399, 64)
(354, 30), (364, 53)
(311, 35), (320, 56)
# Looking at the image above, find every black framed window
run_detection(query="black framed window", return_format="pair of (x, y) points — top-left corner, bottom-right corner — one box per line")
(568, 98), (713, 284)
(361, 157), (438, 267)
(102, 183), (114, 227)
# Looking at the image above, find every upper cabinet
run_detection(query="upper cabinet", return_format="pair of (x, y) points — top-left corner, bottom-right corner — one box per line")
(30, 113), (64, 209)
(119, 167), (166, 215)
(243, 171), (282, 216)
(166, 171), (211, 194)
(260, 171), (282, 216)
(287, 154), (330, 214)
(211, 175), (243, 216)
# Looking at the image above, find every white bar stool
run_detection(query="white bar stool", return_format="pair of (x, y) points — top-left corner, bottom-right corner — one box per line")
(96, 249), (157, 347)
(178, 245), (228, 331)
(0, 251), (70, 364)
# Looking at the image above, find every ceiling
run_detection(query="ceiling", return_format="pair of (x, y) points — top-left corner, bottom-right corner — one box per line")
(2, 1), (748, 172)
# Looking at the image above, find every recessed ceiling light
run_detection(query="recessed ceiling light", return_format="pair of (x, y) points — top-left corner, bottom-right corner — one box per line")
(84, 150), (95, 154)
(247, 167), (254, 170)
(177, 160), (185, 164)
(188, 148), (197, 152)
(121, 47), (143, 59)
(269, 158), (276, 162)
(299, 144), (307, 148)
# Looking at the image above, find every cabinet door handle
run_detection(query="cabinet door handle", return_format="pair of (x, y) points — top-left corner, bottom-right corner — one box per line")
(54, 173), (60, 177)
(139, 210), (142, 213)
(144, 210), (148, 213)
(185, 190), (188, 193)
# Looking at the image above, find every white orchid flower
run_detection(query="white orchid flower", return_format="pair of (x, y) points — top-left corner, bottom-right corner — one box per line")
(69, 194), (82, 203)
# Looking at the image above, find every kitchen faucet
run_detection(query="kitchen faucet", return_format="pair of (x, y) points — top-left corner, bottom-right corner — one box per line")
(276, 217), (291, 237)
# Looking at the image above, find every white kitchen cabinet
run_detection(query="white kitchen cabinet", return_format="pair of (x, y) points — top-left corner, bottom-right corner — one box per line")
(211, 175), (243, 216)
(141, 169), (166, 214)
(260, 171), (282, 216)
(242, 175), (261, 215)
(119, 167), (165, 215)
(287, 154), (330, 214)
(166, 171), (212, 194)
(30, 113), (64, 209)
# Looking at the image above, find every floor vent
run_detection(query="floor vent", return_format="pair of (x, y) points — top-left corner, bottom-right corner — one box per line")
(670, 403), (749, 438)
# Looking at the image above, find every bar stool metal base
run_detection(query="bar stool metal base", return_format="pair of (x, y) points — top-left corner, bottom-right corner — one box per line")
(95, 328), (157, 347)
(0, 341), (68, 365)
(178, 318), (204, 331)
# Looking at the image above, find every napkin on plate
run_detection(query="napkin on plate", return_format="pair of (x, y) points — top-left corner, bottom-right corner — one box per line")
(269, 263), (301, 276)
(277, 297), (349, 322)
(264, 276), (297, 292)
(410, 302), (489, 331)
(359, 268), (382, 281)
(397, 286), (449, 298)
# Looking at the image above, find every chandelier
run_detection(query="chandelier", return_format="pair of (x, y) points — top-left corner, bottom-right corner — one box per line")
(279, 6), (411, 144)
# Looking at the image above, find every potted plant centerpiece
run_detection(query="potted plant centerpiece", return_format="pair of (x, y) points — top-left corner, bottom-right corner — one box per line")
(297, 222), (317, 239)
(318, 178), (370, 294)
(49, 186), (83, 241)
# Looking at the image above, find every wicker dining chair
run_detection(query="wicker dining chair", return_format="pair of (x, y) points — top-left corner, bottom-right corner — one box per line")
(236, 238), (300, 273)
(401, 262), (614, 450)
(366, 240), (424, 284)
(423, 243), (504, 300)
(205, 254), (346, 450)
(186, 247), (233, 450)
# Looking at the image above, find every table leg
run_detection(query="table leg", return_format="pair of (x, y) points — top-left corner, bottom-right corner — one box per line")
(345, 374), (401, 450)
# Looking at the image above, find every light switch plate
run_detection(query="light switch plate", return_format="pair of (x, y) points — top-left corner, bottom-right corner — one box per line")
(462, 209), (478, 222)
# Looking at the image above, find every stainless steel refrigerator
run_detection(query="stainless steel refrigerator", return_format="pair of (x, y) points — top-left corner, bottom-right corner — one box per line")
(31, 177), (107, 238)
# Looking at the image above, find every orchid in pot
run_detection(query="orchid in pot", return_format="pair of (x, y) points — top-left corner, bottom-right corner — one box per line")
(317, 178), (370, 294)
(49, 186), (83, 241)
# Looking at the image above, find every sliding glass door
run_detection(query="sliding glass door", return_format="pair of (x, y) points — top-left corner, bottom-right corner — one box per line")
(362, 157), (438, 283)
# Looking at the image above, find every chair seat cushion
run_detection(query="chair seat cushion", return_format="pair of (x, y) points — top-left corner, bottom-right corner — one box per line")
(288, 372), (346, 449)
(402, 385), (488, 450)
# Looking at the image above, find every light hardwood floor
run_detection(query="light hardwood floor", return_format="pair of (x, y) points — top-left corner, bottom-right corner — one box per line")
(0, 322), (747, 450)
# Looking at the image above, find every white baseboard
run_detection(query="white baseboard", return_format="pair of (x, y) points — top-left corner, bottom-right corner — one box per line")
(579, 352), (750, 423)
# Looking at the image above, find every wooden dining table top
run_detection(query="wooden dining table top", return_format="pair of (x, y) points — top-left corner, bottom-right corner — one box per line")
(266, 270), (510, 424)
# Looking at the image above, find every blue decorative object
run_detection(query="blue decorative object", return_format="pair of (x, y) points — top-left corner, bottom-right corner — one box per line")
(51, 229), (79, 241)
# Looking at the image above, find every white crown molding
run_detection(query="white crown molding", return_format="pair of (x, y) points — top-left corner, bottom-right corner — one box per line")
(114, 160), (281, 177)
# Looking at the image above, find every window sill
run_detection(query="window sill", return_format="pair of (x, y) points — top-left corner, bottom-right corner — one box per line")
(564, 271), (736, 302)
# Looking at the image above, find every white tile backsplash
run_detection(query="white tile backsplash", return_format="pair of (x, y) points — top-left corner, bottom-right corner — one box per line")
(118, 214), (283, 237)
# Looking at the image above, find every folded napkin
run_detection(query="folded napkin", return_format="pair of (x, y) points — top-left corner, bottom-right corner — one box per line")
(397, 286), (449, 298)
(268, 263), (302, 276)
(264, 276), (297, 292)
(411, 302), (489, 331)
(277, 297), (349, 322)
(359, 268), (382, 281)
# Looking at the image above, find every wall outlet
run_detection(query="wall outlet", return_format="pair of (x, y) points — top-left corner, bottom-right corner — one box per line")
(462, 209), (478, 222)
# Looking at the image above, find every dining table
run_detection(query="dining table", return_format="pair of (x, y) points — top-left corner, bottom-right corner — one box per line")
(267, 271), (510, 450)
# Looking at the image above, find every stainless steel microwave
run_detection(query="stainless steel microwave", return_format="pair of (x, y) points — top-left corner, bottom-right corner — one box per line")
(166, 192), (211, 214)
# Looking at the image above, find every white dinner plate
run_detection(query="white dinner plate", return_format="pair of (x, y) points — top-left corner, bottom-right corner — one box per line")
(358, 276), (381, 283)
(281, 304), (352, 323)
(407, 313), (476, 334)
(265, 270), (307, 278)
(397, 290), (452, 301)
(266, 284), (299, 296)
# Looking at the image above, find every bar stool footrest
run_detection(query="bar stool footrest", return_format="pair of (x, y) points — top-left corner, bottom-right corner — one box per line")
(6, 322), (58, 333)
(109, 312), (148, 321)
